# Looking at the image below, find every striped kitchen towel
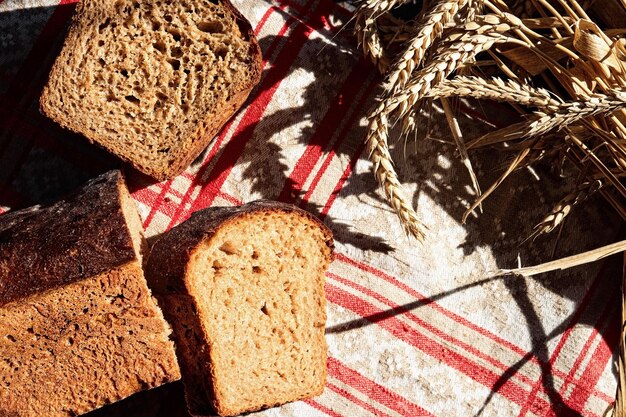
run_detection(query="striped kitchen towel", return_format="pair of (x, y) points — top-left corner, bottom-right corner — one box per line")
(0, 0), (622, 416)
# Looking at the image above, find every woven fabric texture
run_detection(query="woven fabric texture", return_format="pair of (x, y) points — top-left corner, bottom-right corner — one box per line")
(0, 0), (622, 416)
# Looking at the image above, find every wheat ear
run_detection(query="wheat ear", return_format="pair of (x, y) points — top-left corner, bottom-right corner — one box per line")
(355, 9), (390, 73)
(386, 15), (525, 119)
(386, 0), (472, 92)
(367, 104), (427, 239)
(429, 75), (561, 107)
(468, 90), (626, 148)
(366, 15), (522, 238)
(355, 0), (413, 74)
(527, 90), (626, 137)
(528, 179), (604, 240)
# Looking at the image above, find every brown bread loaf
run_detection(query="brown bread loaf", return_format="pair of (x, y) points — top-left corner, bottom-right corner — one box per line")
(0, 170), (181, 417)
(146, 201), (334, 417)
(40, 0), (262, 180)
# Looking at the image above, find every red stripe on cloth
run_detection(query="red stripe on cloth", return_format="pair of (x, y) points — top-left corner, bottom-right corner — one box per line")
(561, 305), (620, 415)
(169, 0), (334, 228)
(555, 298), (616, 412)
(326, 283), (550, 411)
(328, 357), (435, 417)
(516, 265), (610, 417)
(215, 190), (244, 205)
(140, 181), (174, 228)
(277, 56), (374, 203)
(326, 382), (396, 417)
(254, 6), (275, 36)
(328, 272), (538, 387)
(304, 399), (344, 417)
(320, 138), (366, 218)
(334, 253), (531, 357)
(302, 72), (379, 208)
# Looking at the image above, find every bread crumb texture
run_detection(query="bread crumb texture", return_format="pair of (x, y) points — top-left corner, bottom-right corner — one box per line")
(41, 0), (260, 179)
(0, 264), (179, 417)
(190, 210), (330, 416)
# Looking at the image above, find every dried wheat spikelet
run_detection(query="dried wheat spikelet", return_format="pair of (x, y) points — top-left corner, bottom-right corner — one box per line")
(354, 0), (626, 240)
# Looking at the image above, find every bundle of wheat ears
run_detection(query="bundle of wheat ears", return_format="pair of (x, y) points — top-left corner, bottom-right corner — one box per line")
(354, 0), (626, 241)
(353, 0), (626, 412)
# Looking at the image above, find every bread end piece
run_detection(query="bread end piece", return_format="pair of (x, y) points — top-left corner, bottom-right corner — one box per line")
(0, 170), (181, 416)
(147, 201), (333, 416)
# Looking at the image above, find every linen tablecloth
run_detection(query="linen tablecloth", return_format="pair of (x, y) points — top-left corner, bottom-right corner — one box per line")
(0, 0), (623, 416)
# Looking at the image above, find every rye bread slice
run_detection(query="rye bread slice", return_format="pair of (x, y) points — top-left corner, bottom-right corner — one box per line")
(0, 171), (181, 417)
(40, 0), (262, 180)
(146, 201), (334, 417)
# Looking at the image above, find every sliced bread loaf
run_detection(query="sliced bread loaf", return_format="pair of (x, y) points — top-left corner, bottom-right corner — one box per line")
(0, 171), (181, 417)
(41, 0), (262, 180)
(146, 201), (334, 416)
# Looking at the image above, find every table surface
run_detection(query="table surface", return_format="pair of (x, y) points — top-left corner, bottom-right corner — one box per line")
(0, 0), (622, 416)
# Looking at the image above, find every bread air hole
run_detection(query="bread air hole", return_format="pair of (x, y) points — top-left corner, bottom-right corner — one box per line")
(98, 18), (111, 33)
(168, 59), (181, 71)
(215, 48), (228, 59)
(125, 95), (140, 105)
(197, 20), (223, 33)
(167, 28), (181, 42)
(171, 47), (183, 58)
(153, 41), (166, 53)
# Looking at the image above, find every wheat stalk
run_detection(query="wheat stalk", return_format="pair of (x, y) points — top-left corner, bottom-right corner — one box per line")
(355, 9), (390, 73)
(428, 75), (561, 107)
(367, 109), (427, 239)
(386, 0), (473, 92)
(528, 179), (604, 239)
(367, 15), (524, 238)
(467, 90), (626, 148)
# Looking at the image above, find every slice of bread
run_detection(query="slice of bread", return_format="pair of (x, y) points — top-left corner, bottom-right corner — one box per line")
(41, 0), (262, 180)
(146, 201), (334, 417)
(0, 171), (181, 417)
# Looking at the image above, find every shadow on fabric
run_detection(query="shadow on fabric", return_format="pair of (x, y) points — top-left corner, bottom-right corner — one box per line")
(0, 1), (622, 417)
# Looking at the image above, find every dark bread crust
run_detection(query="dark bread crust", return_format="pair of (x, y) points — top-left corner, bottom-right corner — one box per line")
(146, 201), (334, 416)
(40, 0), (263, 181)
(146, 200), (334, 295)
(0, 170), (136, 307)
